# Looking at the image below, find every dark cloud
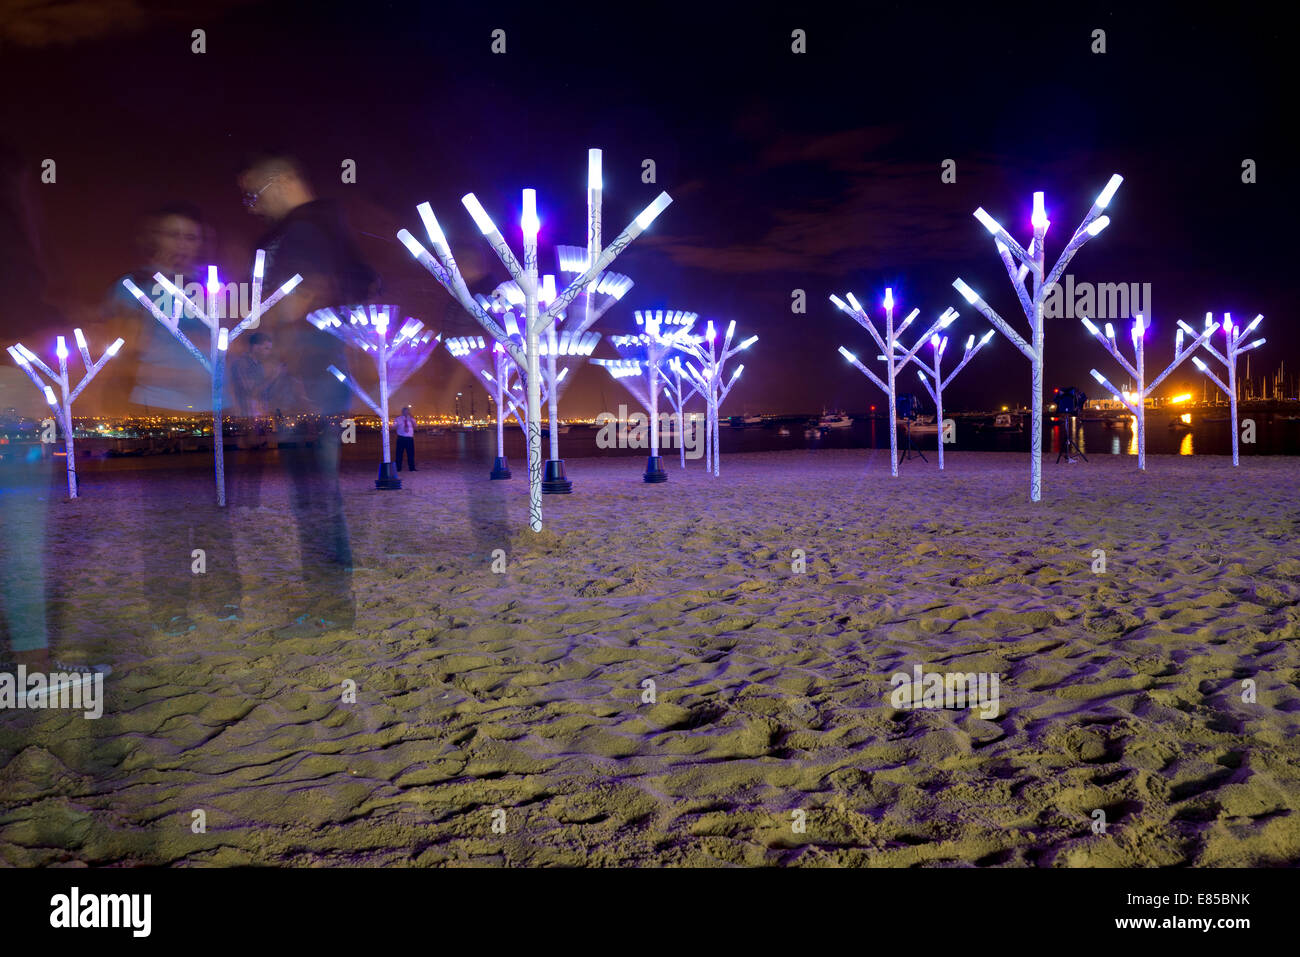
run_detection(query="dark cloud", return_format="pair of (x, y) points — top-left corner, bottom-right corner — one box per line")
(0, 0), (149, 46)
(656, 130), (1002, 276)
(0, 0), (252, 48)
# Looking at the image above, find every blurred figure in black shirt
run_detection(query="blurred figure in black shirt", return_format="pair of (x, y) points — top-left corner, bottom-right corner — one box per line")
(239, 154), (378, 635)
(239, 154), (378, 412)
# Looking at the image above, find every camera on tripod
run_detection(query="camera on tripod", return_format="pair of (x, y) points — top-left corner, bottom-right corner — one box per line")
(894, 393), (927, 466)
(1053, 386), (1088, 463)
(1055, 386), (1087, 416)
(897, 393), (921, 420)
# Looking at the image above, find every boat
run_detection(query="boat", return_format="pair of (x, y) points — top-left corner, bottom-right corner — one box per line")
(899, 414), (936, 430)
(987, 412), (1022, 432)
(818, 411), (853, 430)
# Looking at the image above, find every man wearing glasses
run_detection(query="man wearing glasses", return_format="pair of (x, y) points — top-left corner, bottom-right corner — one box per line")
(237, 153), (378, 636)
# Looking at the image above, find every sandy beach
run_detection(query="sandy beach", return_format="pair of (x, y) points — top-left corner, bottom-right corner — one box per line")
(1, 448), (1298, 867)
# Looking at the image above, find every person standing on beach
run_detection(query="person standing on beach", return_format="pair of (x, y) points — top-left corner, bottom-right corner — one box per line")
(238, 152), (378, 635)
(395, 406), (416, 472)
(104, 203), (242, 632)
(0, 138), (55, 672)
(238, 154), (376, 423)
(0, 368), (51, 672)
(1, 137), (142, 863)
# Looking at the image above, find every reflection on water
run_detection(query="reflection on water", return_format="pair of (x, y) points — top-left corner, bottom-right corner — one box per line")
(1127, 416), (1138, 456)
(1111, 435), (1121, 455)
(1051, 417), (1088, 458)
(1180, 432), (1194, 455)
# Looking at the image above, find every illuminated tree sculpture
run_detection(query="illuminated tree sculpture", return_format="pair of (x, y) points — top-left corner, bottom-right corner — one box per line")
(660, 358), (700, 469)
(593, 310), (697, 482)
(476, 273), (616, 491)
(397, 148), (671, 532)
(951, 174), (1123, 502)
(1082, 312), (1219, 470)
(122, 254), (302, 506)
(481, 356), (547, 439)
(677, 318), (757, 477)
(307, 304), (440, 489)
(447, 326), (597, 480)
(913, 327), (995, 470)
(832, 287), (957, 477)
(543, 247), (634, 492)
(7, 329), (124, 498)
(1185, 312), (1266, 466)
(471, 344), (568, 476)
(446, 335), (511, 478)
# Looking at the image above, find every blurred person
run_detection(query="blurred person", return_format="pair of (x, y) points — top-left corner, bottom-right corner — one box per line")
(238, 153), (378, 412)
(230, 331), (285, 429)
(0, 139), (124, 866)
(104, 204), (241, 633)
(0, 140), (53, 672)
(0, 369), (50, 672)
(238, 153), (379, 635)
(105, 203), (210, 418)
(395, 406), (416, 471)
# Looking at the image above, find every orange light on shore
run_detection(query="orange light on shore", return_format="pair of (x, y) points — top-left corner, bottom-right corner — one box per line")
(1169, 393), (1192, 404)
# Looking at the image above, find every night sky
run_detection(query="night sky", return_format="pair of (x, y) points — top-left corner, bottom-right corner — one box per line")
(0, 1), (1291, 417)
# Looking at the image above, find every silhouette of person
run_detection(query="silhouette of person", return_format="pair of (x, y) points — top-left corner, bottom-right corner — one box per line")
(238, 153), (379, 635)
(105, 203), (241, 634)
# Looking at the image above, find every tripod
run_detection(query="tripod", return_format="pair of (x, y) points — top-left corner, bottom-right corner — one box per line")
(897, 418), (928, 466)
(1055, 414), (1088, 464)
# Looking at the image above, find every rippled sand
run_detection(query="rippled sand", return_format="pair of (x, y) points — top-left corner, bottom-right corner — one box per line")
(2, 448), (1298, 866)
